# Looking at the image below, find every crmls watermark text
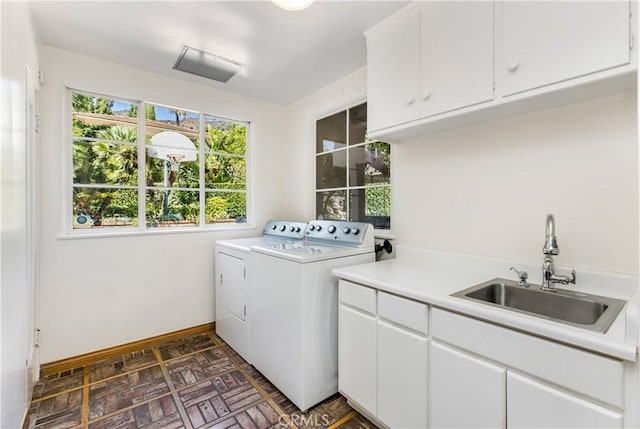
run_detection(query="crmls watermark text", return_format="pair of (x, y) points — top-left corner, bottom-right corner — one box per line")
(279, 413), (331, 427)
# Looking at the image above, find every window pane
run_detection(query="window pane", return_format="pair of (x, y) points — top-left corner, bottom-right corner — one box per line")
(204, 116), (246, 155)
(316, 151), (346, 189)
(348, 142), (391, 187)
(72, 187), (138, 229)
(205, 192), (247, 224)
(145, 104), (199, 190)
(348, 103), (367, 145)
(316, 190), (347, 220)
(349, 187), (391, 229)
(73, 140), (138, 186)
(145, 153), (199, 188)
(205, 154), (246, 189)
(145, 104), (200, 145)
(316, 110), (346, 153)
(145, 189), (199, 227)
(72, 93), (138, 140)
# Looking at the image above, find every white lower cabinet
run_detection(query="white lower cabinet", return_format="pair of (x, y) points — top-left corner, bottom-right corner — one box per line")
(339, 285), (627, 428)
(339, 281), (429, 428)
(338, 304), (377, 415)
(377, 320), (428, 428)
(431, 308), (625, 429)
(430, 341), (506, 428)
(507, 372), (623, 429)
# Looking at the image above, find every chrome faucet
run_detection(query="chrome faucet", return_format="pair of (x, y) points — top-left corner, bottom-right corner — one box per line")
(541, 214), (576, 292)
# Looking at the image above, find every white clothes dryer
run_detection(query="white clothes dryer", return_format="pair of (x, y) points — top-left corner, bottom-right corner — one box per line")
(215, 220), (307, 363)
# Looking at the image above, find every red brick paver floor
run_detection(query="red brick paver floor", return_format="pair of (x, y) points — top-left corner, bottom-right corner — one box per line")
(25, 330), (377, 429)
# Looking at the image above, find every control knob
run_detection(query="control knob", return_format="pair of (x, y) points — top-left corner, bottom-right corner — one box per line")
(290, 226), (295, 232)
(328, 225), (336, 234)
(271, 225), (277, 230)
(279, 225), (286, 232)
(315, 225), (322, 231)
(343, 227), (351, 234)
(295, 226), (301, 233)
(352, 228), (360, 235)
(309, 225), (315, 231)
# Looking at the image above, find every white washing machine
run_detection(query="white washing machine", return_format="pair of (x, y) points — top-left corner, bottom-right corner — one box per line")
(250, 220), (375, 411)
(215, 220), (307, 363)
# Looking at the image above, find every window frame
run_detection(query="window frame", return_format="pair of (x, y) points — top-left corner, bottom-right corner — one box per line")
(64, 87), (251, 237)
(314, 100), (392, 231)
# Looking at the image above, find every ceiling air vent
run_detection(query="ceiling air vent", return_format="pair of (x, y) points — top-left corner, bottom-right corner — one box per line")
(173, 46), (243, 83)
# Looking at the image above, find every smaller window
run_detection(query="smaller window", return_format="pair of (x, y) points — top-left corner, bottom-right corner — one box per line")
(315, 102), (391, 229)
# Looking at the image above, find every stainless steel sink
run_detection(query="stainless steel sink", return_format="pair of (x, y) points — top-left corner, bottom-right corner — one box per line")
(452, 279), (626, 333)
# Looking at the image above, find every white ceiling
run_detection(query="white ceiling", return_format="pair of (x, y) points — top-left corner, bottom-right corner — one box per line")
(29, 1), (407, 105)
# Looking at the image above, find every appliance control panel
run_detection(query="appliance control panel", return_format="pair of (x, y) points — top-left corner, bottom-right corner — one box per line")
(263, 220), (308, 239)
(306, 220), (373, 246)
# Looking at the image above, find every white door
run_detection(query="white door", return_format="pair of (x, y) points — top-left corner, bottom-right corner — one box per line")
(25, 65), (40, 398)
(419, 1), (494, 117)
(507, 372), (623, 428)
(216, 251), (246, 320)
(377, 320), (428, 428)
(431, 341), (506, 428)
(502, 1), (630, 95)
(338, 304), (377, 414)
(366, 8), (421, 132)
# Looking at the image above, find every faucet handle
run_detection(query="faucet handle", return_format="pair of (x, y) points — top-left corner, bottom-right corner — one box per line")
(510, 266), (529, 287)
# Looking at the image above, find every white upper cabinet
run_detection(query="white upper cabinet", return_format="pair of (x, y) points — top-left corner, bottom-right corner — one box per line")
(367, 10), (421, 131)
(502, 1), (631, 96)
(367, 2), (494, 134)
(366, 0), (635, 141)
(420, 1), (494, 117)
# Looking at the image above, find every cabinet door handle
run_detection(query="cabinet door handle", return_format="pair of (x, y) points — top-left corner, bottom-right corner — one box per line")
(406, 97), (415, 106)
(423, 91), (431, 100)
(507, 60), (519, 71)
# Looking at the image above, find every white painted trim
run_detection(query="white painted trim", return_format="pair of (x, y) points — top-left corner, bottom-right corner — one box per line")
(56, 224), (258, 240)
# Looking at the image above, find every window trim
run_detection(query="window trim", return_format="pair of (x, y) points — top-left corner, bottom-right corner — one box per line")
(63, 87), (251, 237)
(314, 100), (392, 231)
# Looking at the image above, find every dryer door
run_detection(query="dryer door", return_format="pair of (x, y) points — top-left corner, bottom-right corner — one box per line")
(217, 251), (246, 321)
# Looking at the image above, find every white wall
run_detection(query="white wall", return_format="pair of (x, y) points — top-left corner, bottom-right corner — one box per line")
(394, 91), (638, 274)
(38, 46), (288, 362)
(284, 68), (367, 221)
(1, 2), (40, 427)
(285, 69), (638, 275)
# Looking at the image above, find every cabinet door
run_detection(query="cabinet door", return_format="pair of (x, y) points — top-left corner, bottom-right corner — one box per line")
(216, 251), (246, 321)
(377, 320), (428, 428)
(502, 1), (630, 95)
(367, 9), (421, 132)
(431, 341), (506, 428)
(420, 1), (494, 117)
(507, 372), (623, 428)
(338, 304), (377, 414)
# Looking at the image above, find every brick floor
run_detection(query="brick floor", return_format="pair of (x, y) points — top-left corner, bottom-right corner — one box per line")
(24, 329), (374, 429)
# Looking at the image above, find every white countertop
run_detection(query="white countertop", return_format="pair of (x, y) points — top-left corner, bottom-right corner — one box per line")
(333, 246), (639, 361)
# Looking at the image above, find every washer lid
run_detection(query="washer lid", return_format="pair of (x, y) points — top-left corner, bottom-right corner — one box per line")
(250, 241), (374, 263)
(216, 236), (300, 253)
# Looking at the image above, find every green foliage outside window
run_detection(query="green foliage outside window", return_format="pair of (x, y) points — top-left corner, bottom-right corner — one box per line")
(71, 92), (247, 229)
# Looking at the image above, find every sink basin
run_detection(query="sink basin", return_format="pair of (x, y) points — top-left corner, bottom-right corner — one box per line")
(452, 279), (626, 333)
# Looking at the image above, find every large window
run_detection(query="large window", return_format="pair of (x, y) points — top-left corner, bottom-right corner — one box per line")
(315, 102), (391, 229)
(70, 89), (248, 232)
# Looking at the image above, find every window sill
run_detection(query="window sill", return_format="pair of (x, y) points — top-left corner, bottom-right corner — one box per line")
(57, 224), (258, 240)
